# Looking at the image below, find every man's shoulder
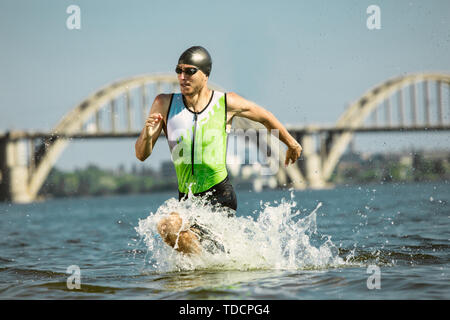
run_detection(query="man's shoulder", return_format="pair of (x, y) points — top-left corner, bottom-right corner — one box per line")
(154, 93), (173, 110)
(224, 92), (243, 109)
(155, 93), (173, 102)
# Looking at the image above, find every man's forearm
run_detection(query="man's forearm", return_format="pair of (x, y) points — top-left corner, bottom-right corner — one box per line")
(263, 114), (300, 148)
(135, 127), (152, 161)
(226, 92), (301, 148)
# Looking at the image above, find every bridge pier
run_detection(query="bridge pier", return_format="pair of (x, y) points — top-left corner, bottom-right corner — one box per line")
(300, 134), (327, 189)
(0, 132), (33, 203)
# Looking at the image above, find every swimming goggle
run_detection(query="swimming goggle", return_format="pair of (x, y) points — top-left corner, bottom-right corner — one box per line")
(175, 66), (199, 76)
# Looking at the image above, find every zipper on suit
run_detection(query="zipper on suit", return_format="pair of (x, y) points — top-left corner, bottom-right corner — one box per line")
(191, 113), (198, 175)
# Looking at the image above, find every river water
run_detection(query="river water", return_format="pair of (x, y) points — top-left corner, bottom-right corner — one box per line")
(0, 182), (448, 299)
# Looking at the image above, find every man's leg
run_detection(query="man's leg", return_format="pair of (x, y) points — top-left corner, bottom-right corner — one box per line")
(157, 212), (201, 254)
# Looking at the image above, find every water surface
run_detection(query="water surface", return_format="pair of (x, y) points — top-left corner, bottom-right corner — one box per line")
(0, 182), (448, 299)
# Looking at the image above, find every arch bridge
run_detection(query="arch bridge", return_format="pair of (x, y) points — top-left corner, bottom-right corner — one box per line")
(1, 72), (449, 203)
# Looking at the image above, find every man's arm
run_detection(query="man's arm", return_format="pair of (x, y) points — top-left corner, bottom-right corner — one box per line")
(226, 92), (302, 166)
(135, 94), (169, 161)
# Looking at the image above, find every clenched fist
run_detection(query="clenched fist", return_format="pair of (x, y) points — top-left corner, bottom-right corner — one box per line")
(145, 113), (163, 136)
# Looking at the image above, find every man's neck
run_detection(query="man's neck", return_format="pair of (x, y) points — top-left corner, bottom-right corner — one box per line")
(183, 87), (212, 113)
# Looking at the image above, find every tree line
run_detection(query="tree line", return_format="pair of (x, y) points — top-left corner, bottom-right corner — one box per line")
(38, 164), (177, 198)
(38, 152), (450, 199)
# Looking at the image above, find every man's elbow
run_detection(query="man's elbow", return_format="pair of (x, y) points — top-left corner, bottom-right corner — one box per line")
(136, 154), (145, 162)
(135, 147), (149, 162)
(136, 154), (149, 162)
(135, 151), (143, 162)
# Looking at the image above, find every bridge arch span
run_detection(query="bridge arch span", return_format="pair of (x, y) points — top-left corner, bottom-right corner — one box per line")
(4, 72), (449, 203)
(322, 72), (450, 180)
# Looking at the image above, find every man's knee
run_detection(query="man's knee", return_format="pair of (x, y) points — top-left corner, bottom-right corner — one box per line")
(156, 212), (200, 253)
(176, 231), (200, 254)
(157, 211), (181, 232)
(157, 212), (183, 245)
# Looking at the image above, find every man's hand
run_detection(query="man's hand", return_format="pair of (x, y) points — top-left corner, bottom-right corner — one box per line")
(285, 143), (302, 167)
(145, 113), (163, 137)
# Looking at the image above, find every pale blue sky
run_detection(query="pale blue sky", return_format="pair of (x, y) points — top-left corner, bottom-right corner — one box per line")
(1, 0), (449, 171)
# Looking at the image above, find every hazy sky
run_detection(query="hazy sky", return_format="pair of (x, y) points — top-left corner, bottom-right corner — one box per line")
(1, 0), (449, 171)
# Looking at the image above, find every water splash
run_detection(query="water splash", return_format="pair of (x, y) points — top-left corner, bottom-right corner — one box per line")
(135, 191), (345, 272)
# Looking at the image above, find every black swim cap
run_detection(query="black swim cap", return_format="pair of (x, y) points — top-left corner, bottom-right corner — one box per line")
(177, 46), (212, 77)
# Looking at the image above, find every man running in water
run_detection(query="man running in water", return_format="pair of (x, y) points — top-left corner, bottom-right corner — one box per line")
(135, 46), (302, 254)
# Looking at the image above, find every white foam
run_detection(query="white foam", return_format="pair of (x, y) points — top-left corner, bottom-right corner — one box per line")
(135, 191), (345, 272)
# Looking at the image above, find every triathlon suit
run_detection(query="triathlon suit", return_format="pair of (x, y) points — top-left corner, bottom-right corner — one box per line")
(165, 91), (237, 212)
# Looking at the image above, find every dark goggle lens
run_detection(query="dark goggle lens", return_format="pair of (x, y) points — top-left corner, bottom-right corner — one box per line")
(175, 67), (198, 75)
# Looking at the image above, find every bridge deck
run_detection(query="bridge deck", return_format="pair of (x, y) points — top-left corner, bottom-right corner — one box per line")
(1, 125), (449, 141)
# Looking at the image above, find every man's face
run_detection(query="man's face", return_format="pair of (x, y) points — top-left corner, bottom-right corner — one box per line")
(176, 64), (208, 96)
